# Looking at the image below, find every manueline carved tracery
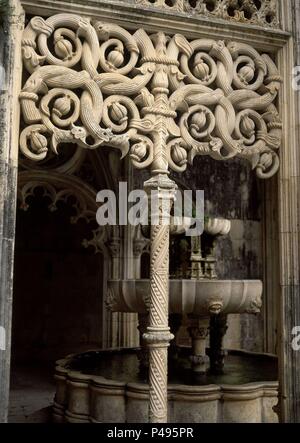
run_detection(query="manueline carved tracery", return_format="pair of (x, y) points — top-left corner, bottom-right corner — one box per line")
(20, 13), (282, 179)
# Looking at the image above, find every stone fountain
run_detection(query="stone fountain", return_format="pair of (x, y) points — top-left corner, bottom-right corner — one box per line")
(52, 218), (278, 423)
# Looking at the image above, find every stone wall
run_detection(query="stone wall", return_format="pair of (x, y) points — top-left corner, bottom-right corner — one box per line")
(0, 0), (25, 422)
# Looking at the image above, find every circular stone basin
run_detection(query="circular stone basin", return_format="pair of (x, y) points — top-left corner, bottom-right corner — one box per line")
(107, 279), (263, 315)
(53, 349), (278, 423)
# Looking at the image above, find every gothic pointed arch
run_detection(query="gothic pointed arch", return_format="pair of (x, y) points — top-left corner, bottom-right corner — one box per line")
(17, 170), (112, 254)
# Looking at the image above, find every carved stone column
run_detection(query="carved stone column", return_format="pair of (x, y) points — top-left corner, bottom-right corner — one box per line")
(137, 313), (149, 374)
(143, 174), (176, 423)
(209, 314), (228, 375)
(188, 316), (210, 374)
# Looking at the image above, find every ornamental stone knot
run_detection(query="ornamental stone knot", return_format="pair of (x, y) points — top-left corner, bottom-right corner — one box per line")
(19, 13), (282, 179)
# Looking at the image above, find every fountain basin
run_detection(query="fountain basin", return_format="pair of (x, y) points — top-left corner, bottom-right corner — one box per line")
(53, 349), (278, 423)
(107, 279), (263, 316)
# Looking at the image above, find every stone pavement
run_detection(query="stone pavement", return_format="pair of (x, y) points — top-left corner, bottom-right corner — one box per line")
(8, 364), (55, 423)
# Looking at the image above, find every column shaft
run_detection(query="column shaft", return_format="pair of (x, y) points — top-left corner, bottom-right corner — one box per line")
(143, 175), (176, 423)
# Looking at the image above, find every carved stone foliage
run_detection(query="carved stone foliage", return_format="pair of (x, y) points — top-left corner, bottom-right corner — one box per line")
(18, 171), (94, 220)
(17, 170), (109, 254)
(20, 14), (282, 179)
(135, 0), (280, 28)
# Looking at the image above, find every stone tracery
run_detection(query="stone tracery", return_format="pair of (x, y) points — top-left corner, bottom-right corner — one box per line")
(20, 13), (282, 179)
(17, 170), (111, 253)
(18, 12), (283, 424)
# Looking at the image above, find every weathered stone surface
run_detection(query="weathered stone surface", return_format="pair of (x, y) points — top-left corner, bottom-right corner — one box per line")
(0, 0), (24, 423)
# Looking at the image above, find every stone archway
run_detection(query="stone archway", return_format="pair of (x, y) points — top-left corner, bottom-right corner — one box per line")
(2, 0), (300, 424)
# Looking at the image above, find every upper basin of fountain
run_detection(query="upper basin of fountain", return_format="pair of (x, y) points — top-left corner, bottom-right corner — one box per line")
(107, 279), (262, 316)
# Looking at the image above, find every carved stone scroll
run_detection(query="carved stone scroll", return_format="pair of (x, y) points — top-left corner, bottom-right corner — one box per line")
(20, 14), (282, 179)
